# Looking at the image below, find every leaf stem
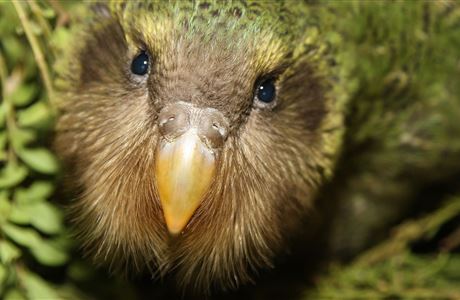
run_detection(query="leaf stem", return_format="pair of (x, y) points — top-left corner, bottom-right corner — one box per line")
(0, 50), (19, 165)
(12, 1), (54, 109)
(27, 0), (52, 41)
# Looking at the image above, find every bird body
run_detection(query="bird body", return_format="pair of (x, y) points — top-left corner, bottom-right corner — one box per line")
(54, 0), (460, 293)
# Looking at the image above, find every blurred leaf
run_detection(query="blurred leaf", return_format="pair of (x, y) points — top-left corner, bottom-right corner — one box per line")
(29, 20), (43, 36)
(20, 270), (61, 299)
(0, 263), (6, 287)
(0, 195), (11, 223)
(0, 132), (6, 150)
(439, 255), (460, 280)
(68, 262), (93, 282)
(0, 240), (21, 264)
(17, 147), (59, 174)
(0, 163), (28, 189)
(2, 36), (26, 67)
(17, 101), (52, 127)
(30, 239), (68, 266)
(0, 103), (5, 128)
(28, 202), (63, 234)
(50, 27), (72, 53)
(4, 289), (26, 300)
(42, 7), (56, 19)
(2, 223), (39, 248)
(14, 181), (54, 205)
(0, 132), (6, 161)
(0, 3), (17, 35)
(8, 204), (30, 225)
(11, 84), (38, 107)
(49, 231), (74, 252)
(9, 127), (36, 150)
(0, 190), (9, 202)
(2, 223), (68, 266)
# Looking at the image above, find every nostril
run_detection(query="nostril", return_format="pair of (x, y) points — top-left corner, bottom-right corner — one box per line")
(197, 115), (229, 150)
(159, 115), (175, 127)
(158, 103), (191, 139)
(211, 122), (228, 139)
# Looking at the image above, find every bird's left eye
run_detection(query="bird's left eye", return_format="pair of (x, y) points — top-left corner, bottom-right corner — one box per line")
(256, 79), (276, 104)
(131, 51), (149, 76)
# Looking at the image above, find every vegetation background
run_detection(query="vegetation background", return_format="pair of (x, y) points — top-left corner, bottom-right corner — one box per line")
(0, 1), (459, 299)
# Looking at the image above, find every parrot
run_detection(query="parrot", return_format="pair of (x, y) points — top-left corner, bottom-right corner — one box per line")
(53, 0), (460, 296)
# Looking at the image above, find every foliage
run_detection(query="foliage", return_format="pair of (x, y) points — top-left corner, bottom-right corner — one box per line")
(307, 197), (460, 299)
(0, 1), (71, 298)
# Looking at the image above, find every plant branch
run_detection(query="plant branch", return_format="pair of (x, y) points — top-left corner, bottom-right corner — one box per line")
(353, 197), (460, 267)
(0, 51), (20, 165)
(27, 0), (52, 40)
(12, 1), (54, 106)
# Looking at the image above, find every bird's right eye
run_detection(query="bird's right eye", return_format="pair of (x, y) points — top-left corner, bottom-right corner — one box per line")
(131, 51), (149, 76)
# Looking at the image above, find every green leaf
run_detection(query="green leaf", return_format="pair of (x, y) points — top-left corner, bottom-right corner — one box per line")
(0, 195), (11, 223)
(2, 36), (26, 66)
(19, 270), (61, 300)
(0, 103), (5, 129)
(0, 240), (21, 264)
(0, 163), (28, 189)
(0, 132), (7, 150)
(42, 8), (56, 19)
(10, 185), (60, 225)
(14, 181), (54, 205)
(0, 190), (9, 201)
(0, 3), (18, 35)
(50, 232), (74, 251)
(9, 127), (36, 150)
(30, 239), (68, 266)
(4, 289), (26, 300)
(68, 262), (93, 281)
(0, 263), (6, 292)
(2, 223), (39, 248)
(17, 101), (52, 127)
(8, 204), (30, 225)
(11, 84), (38, 107)
(29, 20), (43, 35)
(28, 202), (63, 234)
(17, 147), (59, 174)
(0, 131), (8, 161)
(50, 27), (72, 52)
(2, 223), (68, 266)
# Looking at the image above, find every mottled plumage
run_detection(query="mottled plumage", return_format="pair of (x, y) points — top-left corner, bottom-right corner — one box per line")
(54, 0), (460, 294)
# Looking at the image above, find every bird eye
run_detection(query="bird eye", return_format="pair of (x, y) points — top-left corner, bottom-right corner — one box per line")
(131, 51), (149, 76)
(256, 79), (276, 104)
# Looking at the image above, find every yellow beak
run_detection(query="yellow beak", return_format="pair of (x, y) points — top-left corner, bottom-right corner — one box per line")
(155, 130), (216, 235)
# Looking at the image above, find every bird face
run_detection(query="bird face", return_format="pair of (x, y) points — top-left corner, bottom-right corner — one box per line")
(55, 2), (344, 292)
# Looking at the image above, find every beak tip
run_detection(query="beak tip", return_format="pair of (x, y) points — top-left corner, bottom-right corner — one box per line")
(164, 214), (188, 236)
(167, 228), (182, 236)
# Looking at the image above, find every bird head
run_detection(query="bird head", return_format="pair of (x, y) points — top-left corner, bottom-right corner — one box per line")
(55, 1), (346, 292)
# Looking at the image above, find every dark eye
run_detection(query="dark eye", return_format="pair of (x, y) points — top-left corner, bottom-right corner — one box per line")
(256, 79), (276, 103)
(131, 51), (149, 75)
